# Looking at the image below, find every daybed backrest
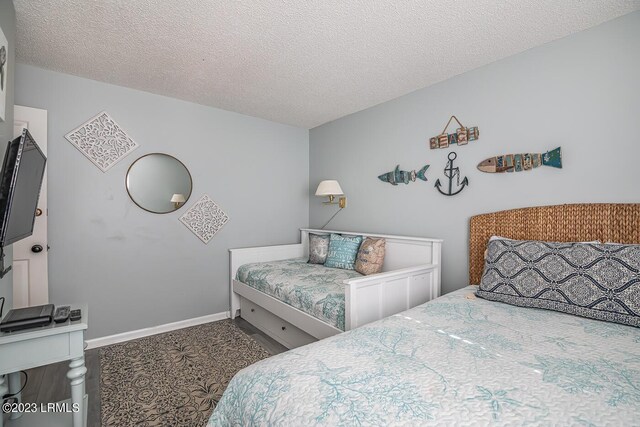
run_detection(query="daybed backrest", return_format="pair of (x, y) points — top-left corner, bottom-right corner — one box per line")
(300, 229), (442, 272)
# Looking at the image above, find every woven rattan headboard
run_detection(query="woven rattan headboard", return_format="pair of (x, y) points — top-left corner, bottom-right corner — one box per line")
(469, 203), (640, 285)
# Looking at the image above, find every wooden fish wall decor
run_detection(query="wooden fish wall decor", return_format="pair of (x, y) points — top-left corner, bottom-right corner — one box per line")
(378, 164), (429, 185)
(429, 115), (479, 149)
(477, 147), (562, 173)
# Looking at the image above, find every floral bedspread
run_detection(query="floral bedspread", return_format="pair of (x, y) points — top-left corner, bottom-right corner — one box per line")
(236, 258), (362, 330)
(209, 286), (640, 426)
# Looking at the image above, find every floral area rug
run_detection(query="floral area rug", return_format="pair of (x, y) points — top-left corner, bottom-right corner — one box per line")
(100, 319), (270, 426)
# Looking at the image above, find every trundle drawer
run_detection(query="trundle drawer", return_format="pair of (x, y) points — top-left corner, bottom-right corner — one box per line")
(240, 297), (317, 349)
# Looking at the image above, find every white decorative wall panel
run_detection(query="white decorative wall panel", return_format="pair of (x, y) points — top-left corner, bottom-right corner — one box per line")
(180, 194), (229, 243)
(65, 111), (139, 172)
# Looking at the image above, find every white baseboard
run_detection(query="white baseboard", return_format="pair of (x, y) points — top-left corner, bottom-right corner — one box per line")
(85, 311), (230, 349)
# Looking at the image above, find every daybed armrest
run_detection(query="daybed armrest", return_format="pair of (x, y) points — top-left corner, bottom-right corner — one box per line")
(229, 243), (305, 318)
(344, 264), (438, 285)
(229, 243), (304, 274)
(343, 264), (439, 330)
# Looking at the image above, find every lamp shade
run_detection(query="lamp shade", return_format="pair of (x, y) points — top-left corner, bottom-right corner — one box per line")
(315, 180), (344, 196)
(171, 193), (186, 203)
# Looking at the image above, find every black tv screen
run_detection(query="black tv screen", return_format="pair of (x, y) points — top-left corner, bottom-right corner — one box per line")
(0, 129), (46, 246)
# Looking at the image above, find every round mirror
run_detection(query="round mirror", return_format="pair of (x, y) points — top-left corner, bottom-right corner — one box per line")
(126, 153), (192, 214)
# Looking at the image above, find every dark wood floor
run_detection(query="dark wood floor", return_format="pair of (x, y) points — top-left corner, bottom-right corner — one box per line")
(17, 318), (286, 426)
(16, 348), (101, 426)
(234, 317), (288, 355)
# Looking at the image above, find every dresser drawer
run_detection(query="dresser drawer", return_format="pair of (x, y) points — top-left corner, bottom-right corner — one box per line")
(240, 297), (316, 349)
(0, 330), (85, 374)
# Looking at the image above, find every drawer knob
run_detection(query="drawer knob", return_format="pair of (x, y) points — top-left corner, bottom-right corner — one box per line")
(251, 308), (255, 312)
(281, 326), (286, 331)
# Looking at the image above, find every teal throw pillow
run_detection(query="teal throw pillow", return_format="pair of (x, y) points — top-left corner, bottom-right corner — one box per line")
(324, 234), (363, 270)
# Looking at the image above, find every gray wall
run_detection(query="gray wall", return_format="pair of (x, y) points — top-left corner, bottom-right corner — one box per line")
(310, 11), (640, 295)
(0, 0), (15, 312)
(15, 64), (309, 339)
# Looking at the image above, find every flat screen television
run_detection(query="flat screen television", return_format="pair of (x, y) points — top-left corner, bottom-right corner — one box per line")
(0, 129), (46, 248)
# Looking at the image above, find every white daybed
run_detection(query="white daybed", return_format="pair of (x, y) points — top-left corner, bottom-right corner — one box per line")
(229, 228), (442, 348)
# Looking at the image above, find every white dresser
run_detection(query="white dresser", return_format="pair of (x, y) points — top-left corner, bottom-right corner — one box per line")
(0, 305), (88, 427)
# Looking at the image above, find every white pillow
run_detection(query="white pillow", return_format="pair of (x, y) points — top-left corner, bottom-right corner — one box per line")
(489, 235), (513, 242)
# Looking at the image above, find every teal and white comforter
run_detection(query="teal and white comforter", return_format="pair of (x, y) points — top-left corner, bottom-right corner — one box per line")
(236, 258), (362, 330)
(209, 286), (640, 426)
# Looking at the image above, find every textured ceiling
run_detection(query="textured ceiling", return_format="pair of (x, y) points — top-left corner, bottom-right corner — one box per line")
(14, 1), (640, 128)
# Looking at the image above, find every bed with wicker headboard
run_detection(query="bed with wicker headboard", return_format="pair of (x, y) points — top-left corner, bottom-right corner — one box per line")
(469, 203), (640, 285)
(209, 203), (640, 426)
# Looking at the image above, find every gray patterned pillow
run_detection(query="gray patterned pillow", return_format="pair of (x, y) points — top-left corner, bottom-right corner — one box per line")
(476, 239), (640, 327)
(308, 233), (330, 264)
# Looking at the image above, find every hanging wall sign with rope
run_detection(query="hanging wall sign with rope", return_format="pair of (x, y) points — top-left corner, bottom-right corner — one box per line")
(429, 115), (479, 149)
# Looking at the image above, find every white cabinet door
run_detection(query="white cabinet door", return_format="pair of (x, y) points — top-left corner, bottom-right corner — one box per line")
(12, 105), (48, 308)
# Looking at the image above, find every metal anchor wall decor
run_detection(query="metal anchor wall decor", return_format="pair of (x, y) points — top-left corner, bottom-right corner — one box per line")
(435, 152), (469, 196)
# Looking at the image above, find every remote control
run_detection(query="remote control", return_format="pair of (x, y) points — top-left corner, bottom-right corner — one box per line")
(70, 309), (82, 321)
(53, 306), (71, 323)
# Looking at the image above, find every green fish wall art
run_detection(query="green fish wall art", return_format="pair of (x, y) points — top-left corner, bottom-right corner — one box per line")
(477, 147), (562, 173)
(378, 164), (429, 185)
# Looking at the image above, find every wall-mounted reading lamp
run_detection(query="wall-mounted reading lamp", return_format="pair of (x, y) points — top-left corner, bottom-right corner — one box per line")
(315, 180), (347, 208)
(315, 180), (347, 228)
(171, 193), (186, 209)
